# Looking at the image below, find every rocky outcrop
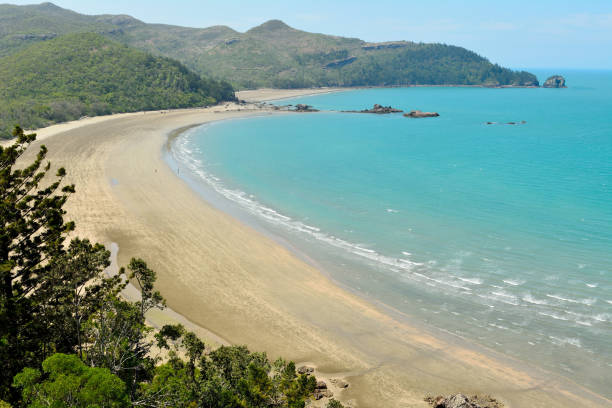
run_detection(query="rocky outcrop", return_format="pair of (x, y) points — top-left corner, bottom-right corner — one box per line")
(486, 121), (526, 125)
(514, 78), (539, 87)
(12, 33), (57, 41)
(346, 104), (403, 114)
(313, 381), (333, 400)
(330, 378), (349, 388)
(404, 110), (439, 118)
(362, 41), (409, 50)
(325, 56), (357, 68)
(293, 104), (318, 112)
(425, 394), (503, 408)
(543, 75), (566, 88)
(297, 366), (314, 375)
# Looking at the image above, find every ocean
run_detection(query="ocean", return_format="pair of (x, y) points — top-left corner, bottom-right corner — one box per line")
(169, 70), (612, 396)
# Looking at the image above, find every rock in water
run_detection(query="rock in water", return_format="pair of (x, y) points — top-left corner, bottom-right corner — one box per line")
(294, 104), (319, 112)
(404, 110), (440, 118)
(345, 104), (403, 114)
(543, 75), (567, 88)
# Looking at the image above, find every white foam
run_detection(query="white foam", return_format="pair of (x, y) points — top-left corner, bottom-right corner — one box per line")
(592, 314), (610, 323)
(546, 294), (596, 306)
(478, 293), (519, 306)
(585, 283), (598, 288)
(457, 277), (483, 285)
(522, 293), (548, 305)
(413, 272), (472, 291)
(492, 291), (517, 300)
(549, 336), (582, 348)
(174, 138), (438, 286)
(386, 208), (399, 213)
(174, 131), (608, 353)
(539, 311), (569, 321)
(503, 279), (524, 286)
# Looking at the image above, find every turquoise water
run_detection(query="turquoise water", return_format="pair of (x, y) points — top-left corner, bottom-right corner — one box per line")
(171, 71), (612, 396)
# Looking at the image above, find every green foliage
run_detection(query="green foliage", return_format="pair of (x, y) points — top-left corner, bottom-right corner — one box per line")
(13, 353), (129, 407)
(0, 128), (318, 407)
(114, 20), (538, 90)
(0, 3), (539, 92)
(0, 126), (75, 401)
(326, 399), (344, 408)
(36, 238), (115, 360)
(141, 344), (316, 408)
(0, 32), (235, 138)
(126, 258), (166, 319)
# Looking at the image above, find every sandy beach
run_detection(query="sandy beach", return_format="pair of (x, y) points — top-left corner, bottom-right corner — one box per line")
(236, 88), (346, 102)
(18, 90), (610, 408)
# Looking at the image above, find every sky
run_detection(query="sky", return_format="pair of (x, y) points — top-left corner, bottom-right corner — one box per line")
(8, 0), (612, 69)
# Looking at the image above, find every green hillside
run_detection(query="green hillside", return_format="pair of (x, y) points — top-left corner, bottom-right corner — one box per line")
(0, 3), (539, 89)
(0, 32), (234, 138)
(0, 2), (117, 57)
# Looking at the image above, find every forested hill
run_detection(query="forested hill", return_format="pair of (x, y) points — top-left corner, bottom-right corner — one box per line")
(0, 2), (539, 89)
(0, 32), (235, 138)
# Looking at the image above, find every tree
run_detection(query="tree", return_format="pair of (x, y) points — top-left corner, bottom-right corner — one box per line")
(126, 258), (165, 320)
(0, 126), (75, 401)
(34, 238), (115, 360)
(13, 353), (129, 407)
(83, 296), (154, 400)
(83, 258), (166, 401)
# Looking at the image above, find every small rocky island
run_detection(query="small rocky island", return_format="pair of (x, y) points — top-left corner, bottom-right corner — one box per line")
(543, 75), (566, 88)
(293, 103), (319, 112)
(404, 110), (440, 118)
(345, 104), (404, 114)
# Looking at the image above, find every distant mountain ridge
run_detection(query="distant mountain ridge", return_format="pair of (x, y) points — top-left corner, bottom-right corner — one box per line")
(0, 2), (539, 89)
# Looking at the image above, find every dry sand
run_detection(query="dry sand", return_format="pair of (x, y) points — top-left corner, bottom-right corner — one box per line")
(18, 90), (611, 408)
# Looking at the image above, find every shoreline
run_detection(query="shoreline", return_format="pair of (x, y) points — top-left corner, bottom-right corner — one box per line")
(20, 94), (610, 408)
(235, 84), (541, 103)
(165, 112), (612, 406)
(234, 83), (542, 103)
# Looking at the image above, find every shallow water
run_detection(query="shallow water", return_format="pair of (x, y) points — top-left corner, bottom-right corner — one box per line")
(170, 70), (612, 396)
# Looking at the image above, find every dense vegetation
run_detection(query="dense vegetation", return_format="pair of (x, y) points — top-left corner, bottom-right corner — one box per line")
(0, 127), (332, 407)
(0, 3), (539, 90)
(0, 32), (235, 139)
